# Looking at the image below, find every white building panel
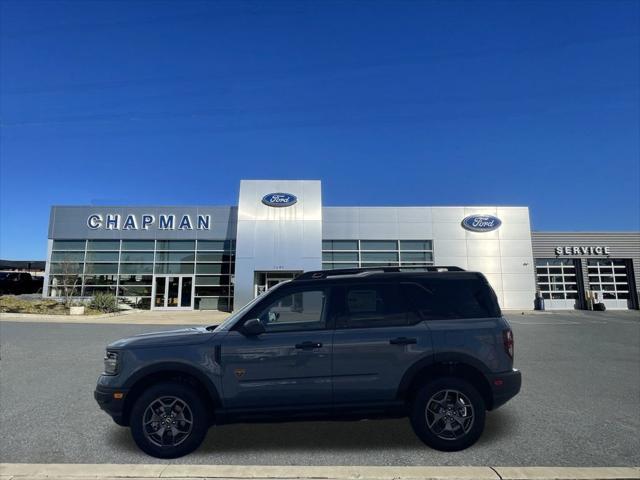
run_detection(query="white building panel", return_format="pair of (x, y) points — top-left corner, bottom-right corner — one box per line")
(432, 222), (467, 239)
(466, 239), (501, 257)
(235, 180), (322, 308)
(467, 256), (502, 274)
(500, 256), (535, 274)
(431, 207), (466, 223)
(397, 222), (433, 238)
(501, 273), (536, 291)
(433, 239), (467, 258)
(434, 256), (468, 269)
(500, 239), (534, 257)
(499, 222), (533, 240)
(396, 207), (433, 223)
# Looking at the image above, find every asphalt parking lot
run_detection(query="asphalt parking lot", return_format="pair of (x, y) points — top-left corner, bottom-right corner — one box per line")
(0, 310), (638, 466)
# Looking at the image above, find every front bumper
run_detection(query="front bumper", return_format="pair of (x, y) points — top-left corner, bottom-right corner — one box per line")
(488, 368), (521, 410)
(94, 383), (129, 426)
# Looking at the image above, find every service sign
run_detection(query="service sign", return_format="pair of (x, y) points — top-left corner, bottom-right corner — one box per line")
(261, 193), (298, 207)
(555, 246), (611, 256)
(461, 214), (502, 232)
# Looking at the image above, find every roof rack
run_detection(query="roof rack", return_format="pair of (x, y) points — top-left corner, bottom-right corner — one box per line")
(295, 266), (465, 281)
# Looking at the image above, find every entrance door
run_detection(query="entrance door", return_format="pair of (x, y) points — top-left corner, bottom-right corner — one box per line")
(153, 275), (194, 309)
(254, 271), (302, 298)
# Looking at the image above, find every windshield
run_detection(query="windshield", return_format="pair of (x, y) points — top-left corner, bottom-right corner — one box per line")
(208, 281), (290, 331)
(0, 272), (14, 280)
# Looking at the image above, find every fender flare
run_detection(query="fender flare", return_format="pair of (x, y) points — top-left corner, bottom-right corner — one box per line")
(123, 361), (222, 407)
(397, 352), (492, 400)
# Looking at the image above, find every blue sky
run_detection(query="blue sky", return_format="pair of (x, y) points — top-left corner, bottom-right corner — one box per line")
(1, 0), (638, 260)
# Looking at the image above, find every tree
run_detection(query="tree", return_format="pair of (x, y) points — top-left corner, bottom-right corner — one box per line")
(51, 259), (82, 308)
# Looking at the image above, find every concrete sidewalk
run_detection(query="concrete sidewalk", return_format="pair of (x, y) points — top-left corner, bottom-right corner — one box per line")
(0, 309), (229, 325)
(1, 464), (638, 480)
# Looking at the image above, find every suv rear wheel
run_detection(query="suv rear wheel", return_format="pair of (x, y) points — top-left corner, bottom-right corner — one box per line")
(130, 381), (209, 458)
(409, 377), (485, 451)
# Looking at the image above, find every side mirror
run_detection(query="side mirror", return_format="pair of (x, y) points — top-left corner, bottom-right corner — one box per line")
(240, 318), (266, 336)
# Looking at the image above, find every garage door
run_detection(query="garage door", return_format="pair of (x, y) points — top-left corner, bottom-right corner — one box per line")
(536, 259), (579, 310)
(587, 259), (631, 310)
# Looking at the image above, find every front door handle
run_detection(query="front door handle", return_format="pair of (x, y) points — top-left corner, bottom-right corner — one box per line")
(295, 341), (323, 349)
(389, 337), (417, 345)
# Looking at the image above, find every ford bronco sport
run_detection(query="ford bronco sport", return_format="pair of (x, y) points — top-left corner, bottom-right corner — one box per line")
(95, 267), (521, 458)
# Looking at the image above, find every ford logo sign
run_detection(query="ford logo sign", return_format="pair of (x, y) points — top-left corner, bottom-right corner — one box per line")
(261, 193), (298, 207)
(461, 214), (502, 232)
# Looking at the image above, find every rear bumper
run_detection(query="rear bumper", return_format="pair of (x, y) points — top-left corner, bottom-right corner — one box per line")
(94, 384), (128, 426)
(488, 368), (521, 410)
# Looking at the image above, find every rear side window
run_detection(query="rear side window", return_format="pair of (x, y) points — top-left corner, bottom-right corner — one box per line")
(404, 277), (501, 320)
(334, 283), (408, 328)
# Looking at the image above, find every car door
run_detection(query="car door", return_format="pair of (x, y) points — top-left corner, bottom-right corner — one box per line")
(220, 284), (333, 410)
(330, 281), (433, 405)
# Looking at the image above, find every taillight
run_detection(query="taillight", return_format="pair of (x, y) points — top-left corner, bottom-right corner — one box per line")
(503, 329), (514, 359)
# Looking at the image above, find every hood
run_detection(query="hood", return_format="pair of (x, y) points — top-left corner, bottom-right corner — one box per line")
(108, 327), (214, 349)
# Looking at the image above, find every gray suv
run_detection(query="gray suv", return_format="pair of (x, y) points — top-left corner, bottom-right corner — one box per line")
(95, 267), (521, 458)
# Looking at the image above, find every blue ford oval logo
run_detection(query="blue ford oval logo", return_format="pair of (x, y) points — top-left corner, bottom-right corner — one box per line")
(461, 214), (502, 232)
(261, 192), (298, 207)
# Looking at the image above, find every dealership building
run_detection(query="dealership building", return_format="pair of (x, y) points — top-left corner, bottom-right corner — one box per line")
(44, 180), (640, 312)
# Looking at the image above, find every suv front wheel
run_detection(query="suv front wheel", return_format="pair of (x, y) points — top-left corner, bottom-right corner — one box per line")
(130, 381), (209, 458)
(409, 377), (486, 451)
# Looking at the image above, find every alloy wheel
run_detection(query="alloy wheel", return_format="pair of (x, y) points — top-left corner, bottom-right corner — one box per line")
(142, 396), (194, 447)
(425, 389), (475, 441)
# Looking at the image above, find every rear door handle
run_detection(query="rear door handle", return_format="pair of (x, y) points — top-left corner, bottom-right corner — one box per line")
(389, 337), (417, 345)
(295, 341), (323, 349)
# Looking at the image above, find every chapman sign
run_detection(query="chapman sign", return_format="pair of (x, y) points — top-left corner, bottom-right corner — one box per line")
(87, 214), (211, 231)
(555, 246), (611, 256)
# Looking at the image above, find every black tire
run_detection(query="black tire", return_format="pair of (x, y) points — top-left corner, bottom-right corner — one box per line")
(409, 377), (485, 451)
(129, 381), (209, 458)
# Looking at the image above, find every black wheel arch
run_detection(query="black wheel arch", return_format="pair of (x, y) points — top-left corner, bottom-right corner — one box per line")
(397, 353), (494, 410)
(121, 362), (221, 426)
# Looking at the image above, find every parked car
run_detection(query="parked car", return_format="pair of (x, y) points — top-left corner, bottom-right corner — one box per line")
(95, 267), (521, 458)
(0, 272), (42, 294)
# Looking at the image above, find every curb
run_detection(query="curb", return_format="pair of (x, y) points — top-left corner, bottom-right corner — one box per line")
(0, 312), (226, 326)
(1, 464), (638, 480)
(0, 311), (132, 320)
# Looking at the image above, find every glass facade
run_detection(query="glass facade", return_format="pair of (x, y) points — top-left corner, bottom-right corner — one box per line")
(322, 239), (434, 270)
(48, 239), (235, 310)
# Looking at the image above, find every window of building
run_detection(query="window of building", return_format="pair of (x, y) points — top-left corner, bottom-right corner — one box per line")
(121, 240), (155, 250)
(52, 240), (85, 251)
(197, 240), (235, 251)
(321, 239), (434, 270)
(86, 240), (120, 251)
(48, 238), (236, 311)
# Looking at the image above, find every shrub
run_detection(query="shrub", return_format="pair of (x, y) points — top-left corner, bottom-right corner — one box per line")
(89, 292), (118, 313)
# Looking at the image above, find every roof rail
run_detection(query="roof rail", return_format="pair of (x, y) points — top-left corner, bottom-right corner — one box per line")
(295, 266), (465, 281)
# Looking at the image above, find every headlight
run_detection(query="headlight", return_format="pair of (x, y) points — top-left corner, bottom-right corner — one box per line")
(103, 351), (120, 375)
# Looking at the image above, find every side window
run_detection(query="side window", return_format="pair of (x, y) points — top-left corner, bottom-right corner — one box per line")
(253, 288), (327, 333)
(405, 278), (500, 320)
(335, 283), (408, 328)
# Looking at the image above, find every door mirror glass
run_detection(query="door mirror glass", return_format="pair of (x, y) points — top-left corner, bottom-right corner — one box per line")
(241, 318), (266, 336)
